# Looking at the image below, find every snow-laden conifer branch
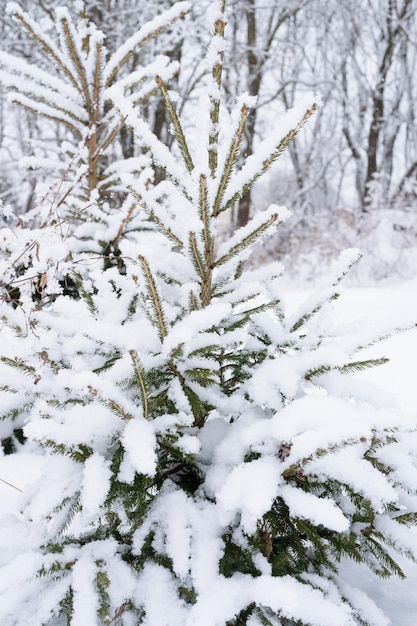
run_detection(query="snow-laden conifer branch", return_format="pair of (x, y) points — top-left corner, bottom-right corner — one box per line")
(88, 386), (134, 421)
(189, 231), (208, 283)
(207, 1), (227, 177)
(305, 357), (390, 381)
(0, 51), (79, 100)
(339, 357), (390, 374)
(6, 93), (80, 133)
(221, 99), (318, 214)
(198, 174), (213, 264)
(217, 215), (279, 267)
(0, 57), (85, 124)
(113, 57), (174, 92)
(129, 350), (149, 419)
(109, 85), (193, 201)
(110, 56), (179, 107)
(147, 211), (184, 250)
(289, 248), (362, 333)
(6, 2), (80, 92)
(55, 10), (94, 112)
(104, 1), (191, 86)
(156, 76), (194, 173)
(215, 205), (288, 268)
(71, 272), (97, 315)
(212, 100), (250, 217)
(335, 312), (417, 357)
(0, 356), (37, 378)
(188, 290), (199, 312)
(95, 116), (127, 165)
(139, 255), (168, 342)
(125, 183), (184, 249)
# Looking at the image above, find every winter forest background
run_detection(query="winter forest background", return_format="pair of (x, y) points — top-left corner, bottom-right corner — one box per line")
(1, 1), (417, 625)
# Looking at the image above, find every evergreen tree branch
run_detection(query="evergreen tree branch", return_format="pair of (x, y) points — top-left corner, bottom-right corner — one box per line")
(131, 86), (159, 107)
(189, 290), (199, 311)
(290, 294), (339, 333)
(7, 96), (80, 134)
(214, 213), (279, 267)
(189, 231), (213, 307)
(305, 358), (389, 381)
(129, 350), (149, 419)
(7, 4), (80, 92)
(290, 250), (362, 333)
(212, 103), (250, 217)
(71, 272), (97, 315)
(105, 2), (191, 85)
(126, 185), (184, 249)
(0, 356), (37, 378)
(108, 92), (193, 202)
(208, 2), (227, 177)
(88, 386), (134, 421)
(198, 174), (213, 271)
(148, 211), (184, 249)
(94, 116), (127, 165)
(221, 104), (317, 214)
(156, 76), (194, 173)
(0, 71), (85, 125)
(58, 14), (93, 111)
(189, 232), (208, 282)
(139, 255), (167, 341)
(339, 358), (389, 374)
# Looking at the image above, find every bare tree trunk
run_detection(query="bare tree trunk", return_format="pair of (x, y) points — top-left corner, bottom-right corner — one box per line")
(364, 0), (408, 206)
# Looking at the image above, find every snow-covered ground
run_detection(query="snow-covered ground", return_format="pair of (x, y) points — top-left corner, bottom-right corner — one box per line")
(288, 283), (417, 415)
(327, 284), (417, 626)
(1, 283), (417, 625)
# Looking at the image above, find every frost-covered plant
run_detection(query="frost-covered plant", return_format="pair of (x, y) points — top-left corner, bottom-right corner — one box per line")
(1, 2), (417, 625)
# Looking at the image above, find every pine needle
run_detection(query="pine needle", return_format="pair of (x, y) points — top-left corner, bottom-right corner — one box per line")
(0, 476), (23, 493)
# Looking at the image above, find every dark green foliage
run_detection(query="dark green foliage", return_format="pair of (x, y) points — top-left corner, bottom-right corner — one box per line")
(1, 427), (25, 454)
(220, 536), (261, 578)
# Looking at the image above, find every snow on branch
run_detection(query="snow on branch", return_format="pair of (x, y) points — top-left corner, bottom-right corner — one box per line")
(108, 84), (193, 199)
(104, 1), (191, 85)
(221, 95), (319, 213)
(6, 1), (80, 91)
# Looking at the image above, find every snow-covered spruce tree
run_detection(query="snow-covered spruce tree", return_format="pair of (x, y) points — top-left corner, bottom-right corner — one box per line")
(1, 2), (417, 624)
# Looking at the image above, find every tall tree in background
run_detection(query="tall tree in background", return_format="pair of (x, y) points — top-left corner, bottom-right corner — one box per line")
(334, 0), (417, 207)
(224, 0), (312, 226)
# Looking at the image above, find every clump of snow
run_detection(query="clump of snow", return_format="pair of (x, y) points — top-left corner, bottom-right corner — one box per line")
(121, 418), (157, 478)
(216, 456), (282, 532)
(80, 453), (112, 521)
